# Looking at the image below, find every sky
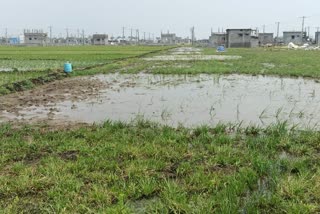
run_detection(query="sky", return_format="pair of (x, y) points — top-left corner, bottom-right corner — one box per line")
(2, 0), (320, 39)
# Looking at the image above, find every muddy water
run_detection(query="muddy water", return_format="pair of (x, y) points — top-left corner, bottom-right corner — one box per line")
(2, 73), (320, 129)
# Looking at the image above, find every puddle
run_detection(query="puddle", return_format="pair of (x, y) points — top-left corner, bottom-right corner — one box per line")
(144, 47), (241, 61)
(143, 55), (242, 61)
(1, 73), (320, 129)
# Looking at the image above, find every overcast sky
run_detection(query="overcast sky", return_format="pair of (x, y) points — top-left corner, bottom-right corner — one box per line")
(2, 0), (320, 39)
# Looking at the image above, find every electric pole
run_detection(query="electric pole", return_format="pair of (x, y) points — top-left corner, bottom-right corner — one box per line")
(77, 29), (80, 44)
(300, 16), (307, 45)
(82, 29), (85, 45)
(65, 28), (69, 46)
(262, 25), (266, 34)
(191, 26), (195, 46)
(5, 28), (8, 45)
(275, 22), (280, 44)
(136, 29), (139, 44)
(49, 26), (52, 45)
(130, 28), (133, 43)
(122, 27), (125, 40)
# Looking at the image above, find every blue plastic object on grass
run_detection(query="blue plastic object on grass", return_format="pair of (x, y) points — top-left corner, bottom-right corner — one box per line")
(217, 46), (226, 52)
(64, 62), (72, 73)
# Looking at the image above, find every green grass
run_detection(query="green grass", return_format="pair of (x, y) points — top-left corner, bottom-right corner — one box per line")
(0, 46), (171, 94)
(0, 121), (319, 213)
(151, 48), (320, 78)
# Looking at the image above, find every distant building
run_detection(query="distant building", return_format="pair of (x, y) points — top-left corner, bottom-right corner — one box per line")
(196, 39), (210, 47)
(24, 30), (48, 46)
(161, 32), (177, 45)
(258, 33), (274, 45)
(315, 32), (320, 45)
(209, 33), (226, 47)
(283, 31), (307, 45)
(66, 37), (79, 45)
(92, 34), (108, 45)
(226, 29), (259, 48)
(9, 37), (20, 45)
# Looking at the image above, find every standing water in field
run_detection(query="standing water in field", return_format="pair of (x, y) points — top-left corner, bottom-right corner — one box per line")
(1, 73), (320, 129)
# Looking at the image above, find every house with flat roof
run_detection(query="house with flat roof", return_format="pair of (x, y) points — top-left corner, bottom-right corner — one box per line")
(226, 29), (259, 48)
(209, 33), (226, 47)
(283, 31), (307, 45)
(24, 30), (48, 46)
(258, 33), (274, 45)
(92, 34), (108, 45)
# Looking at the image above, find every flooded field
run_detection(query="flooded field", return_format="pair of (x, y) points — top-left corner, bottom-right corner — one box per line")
(1, 73), (320, 129)
(143, 47), (242, 61)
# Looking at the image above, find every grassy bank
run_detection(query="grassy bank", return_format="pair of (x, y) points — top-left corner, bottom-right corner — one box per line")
(0, 121), (319, 213)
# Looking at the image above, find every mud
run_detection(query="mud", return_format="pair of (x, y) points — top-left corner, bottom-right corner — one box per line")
(0, 76), (107, 122)
(1, 73), (320, 129)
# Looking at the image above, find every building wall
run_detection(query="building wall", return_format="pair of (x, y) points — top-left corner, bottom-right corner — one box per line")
(209, 33), (226, 47)
(92, 34), (108, 45)
(161, 34), (176, 44)
(226, 29), (253, 48)
(315, 32), (320, 45)
(283, 32), (306, 45)
(24, 33), (48, 45)
(258, 33), (274, 45)
(93, 38), (108, 45)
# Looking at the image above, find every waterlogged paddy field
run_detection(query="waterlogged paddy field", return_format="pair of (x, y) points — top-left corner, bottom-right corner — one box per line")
(1, 47), (320, 212)
(2, 73), (320, 130)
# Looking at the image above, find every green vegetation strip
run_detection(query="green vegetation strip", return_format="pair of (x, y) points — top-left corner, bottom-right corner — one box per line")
(0, 121), (319, 213)
(0, 46), (174, 96)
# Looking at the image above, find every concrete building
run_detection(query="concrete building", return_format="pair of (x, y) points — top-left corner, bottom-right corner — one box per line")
(66, 37), (79, 45)
(24, 30), (48, 46)
(315, 32), (320, 45)
(209, 33), (226, 47)
(92, 34), (108, 45)
(161, 32), (177, 45)
(258, 33), (274, 45)
(226, 29), (259, 48)
(283, 31), (307, 45)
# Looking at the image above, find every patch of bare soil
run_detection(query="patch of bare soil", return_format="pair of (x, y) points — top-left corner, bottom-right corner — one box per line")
(0, 76), (107, 127)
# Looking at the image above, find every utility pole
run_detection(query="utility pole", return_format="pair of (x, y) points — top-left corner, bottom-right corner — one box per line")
(65, 28), (69, 46)
(122, 27), (125, 40)
(307, 26), (310, 38)
(275, 22), (280, 44)
(49, 26), (52, 45)
(190, 26), (195, 46)
(136, 29), (139, 44)
(82, 29), (85, 45)
(262, 25), (266, 34)
(143, 32), (146, 41)
(5, 28), (8, 45)
(77, 29), (80, 44)
(300, 16), (307, 45)
(130, 28), (133, 43)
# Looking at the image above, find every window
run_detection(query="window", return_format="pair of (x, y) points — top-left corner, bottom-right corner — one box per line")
(238, 34), (243, 37)
(291, 35), (295, 39)
(29, 38), (32, 40)
(97, 39), (100, 41)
